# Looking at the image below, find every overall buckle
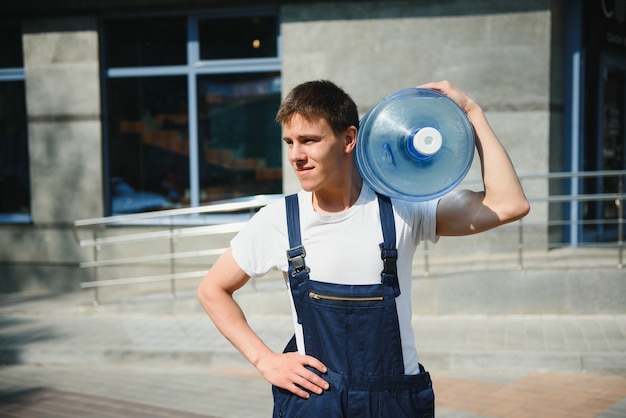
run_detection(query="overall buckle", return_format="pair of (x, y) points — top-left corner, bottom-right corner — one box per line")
(287, 245), (310, 277)
(380, 247), (398, 277)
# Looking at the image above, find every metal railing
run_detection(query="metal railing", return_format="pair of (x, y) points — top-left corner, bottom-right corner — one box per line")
(74, 172), (625, 304)
(414, 170), (625, 276)
(73, 194), (282, 304)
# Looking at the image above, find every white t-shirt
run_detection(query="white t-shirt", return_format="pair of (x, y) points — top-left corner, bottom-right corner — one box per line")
(231, 184), (439, 374)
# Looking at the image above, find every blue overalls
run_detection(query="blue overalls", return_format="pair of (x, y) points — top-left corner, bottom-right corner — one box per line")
(272, 193), (435, 418)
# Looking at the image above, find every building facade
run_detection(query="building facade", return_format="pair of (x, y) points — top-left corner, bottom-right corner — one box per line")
(1, 1), (625, 301)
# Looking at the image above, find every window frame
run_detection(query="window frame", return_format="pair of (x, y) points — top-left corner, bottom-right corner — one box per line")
(101, 9), (282, 218)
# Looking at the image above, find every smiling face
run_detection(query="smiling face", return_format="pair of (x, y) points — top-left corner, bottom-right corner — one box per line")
(283, 113), (356, 193)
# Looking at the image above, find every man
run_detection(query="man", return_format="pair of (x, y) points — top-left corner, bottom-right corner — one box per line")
(197, 80), (530, 417)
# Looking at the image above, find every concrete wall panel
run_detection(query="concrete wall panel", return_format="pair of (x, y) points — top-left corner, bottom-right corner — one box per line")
(280, 3), (553, 196)
(22, 18), (103, 223)
(28, 121), (103, 223)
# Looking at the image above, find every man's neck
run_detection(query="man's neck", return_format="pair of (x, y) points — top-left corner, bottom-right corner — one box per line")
(311, 174), (363, 214)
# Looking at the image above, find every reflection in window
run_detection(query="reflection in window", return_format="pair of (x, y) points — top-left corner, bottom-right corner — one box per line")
(107, 77), (189, 214)
(197, 73), (282, 202)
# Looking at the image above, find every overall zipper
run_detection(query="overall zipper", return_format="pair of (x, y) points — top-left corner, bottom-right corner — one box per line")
(308, 291), (384, 302)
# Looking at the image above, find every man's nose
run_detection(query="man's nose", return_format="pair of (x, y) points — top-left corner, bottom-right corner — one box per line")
(289, 142), (306, 162)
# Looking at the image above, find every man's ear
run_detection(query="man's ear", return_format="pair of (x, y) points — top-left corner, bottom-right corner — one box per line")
(343, 126), (358, 153)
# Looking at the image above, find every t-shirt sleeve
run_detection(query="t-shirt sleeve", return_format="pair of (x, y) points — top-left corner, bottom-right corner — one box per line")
(393, 197), (440, 245)
(421, 198), (440, 244)
(230, 200), (289, 278)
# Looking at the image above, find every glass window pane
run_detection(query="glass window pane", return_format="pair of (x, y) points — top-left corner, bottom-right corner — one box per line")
(197, 73), (282, 203)
(199, 15), (278, 60)
(105, 17), (187, 67)
(602, 68), (625, 173)
(582, 64), (626, 242)
(599, 67), (625, 226)
(0, 24), (23, 68)
(0, 80), (30, 216)
(107, 76), (189, 215)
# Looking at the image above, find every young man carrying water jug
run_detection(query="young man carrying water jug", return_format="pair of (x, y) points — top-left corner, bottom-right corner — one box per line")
(197, 80), (530, 417)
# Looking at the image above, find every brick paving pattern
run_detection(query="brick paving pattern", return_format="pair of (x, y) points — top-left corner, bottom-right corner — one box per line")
(0, 289), (624, 417)
(0, 365), (624, 417)
(0, 388), (216, 418)
(433, 372), (626, 418)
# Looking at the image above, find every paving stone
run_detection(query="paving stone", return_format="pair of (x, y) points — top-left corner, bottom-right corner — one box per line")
(1, 289), (625, 417)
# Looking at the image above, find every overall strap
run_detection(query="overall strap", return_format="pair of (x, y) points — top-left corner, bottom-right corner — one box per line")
(285, 194), (309, 323)
(285, 194), (302, 249)
(377, 194), (400, 297)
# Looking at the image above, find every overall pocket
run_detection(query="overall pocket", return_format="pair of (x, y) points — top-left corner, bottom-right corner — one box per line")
(272, 385), (336, 418)
(300, 282), (403, 376)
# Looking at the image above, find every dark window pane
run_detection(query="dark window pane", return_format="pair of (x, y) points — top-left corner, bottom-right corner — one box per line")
(197, 73), (281, 203)
(105, 17), (187, 67)
(107, 76), (189, 215)
(582, 66), (626, 241)
(0, 24), (23, 68)
(0, 81), (30, 215)
(199, 16), (278, 60)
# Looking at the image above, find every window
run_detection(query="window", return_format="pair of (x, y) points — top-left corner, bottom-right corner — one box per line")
(103, 12), (281, 216)
(107, 76), (189, 214)
(0, 23), (31, 223)
(579, 1), (626, 243)
(582, 55), (626, 242)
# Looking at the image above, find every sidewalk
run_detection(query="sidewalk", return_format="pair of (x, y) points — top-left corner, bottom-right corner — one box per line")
(0, 289), (625, 417)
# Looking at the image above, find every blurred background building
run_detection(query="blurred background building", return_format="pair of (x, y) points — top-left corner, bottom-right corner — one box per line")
(1, 1), (624, 312)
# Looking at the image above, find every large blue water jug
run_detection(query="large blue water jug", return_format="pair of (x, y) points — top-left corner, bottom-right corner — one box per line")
(356, 88), (475, 201)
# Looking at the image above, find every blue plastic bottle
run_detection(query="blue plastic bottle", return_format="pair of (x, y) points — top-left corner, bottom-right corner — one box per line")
(355, 88), (475, 201)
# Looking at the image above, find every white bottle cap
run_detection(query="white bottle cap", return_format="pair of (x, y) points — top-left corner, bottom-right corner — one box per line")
(411, 127), (442, 156)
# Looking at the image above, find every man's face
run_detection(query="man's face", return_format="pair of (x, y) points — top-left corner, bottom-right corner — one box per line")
(282, 113), (349, 193)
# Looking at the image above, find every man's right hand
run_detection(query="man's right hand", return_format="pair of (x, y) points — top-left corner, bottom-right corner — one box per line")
(256, 351), (330, 399)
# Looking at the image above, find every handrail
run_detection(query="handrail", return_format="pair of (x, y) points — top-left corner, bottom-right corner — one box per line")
(464, 169), (626, 182)
(74, 194), (282, 227)
(79, 248), (226, 268)
(77, 222), (247, 248)
(73, 194), (281, 304)
(73, 173), (625, 305)
(79, 270), (208, 289)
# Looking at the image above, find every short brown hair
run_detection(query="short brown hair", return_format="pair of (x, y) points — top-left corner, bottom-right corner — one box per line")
(275, 80), (359, 136)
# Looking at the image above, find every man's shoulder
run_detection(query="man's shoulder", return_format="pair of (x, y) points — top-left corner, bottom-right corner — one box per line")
(388, 195), (440, 218)
(256, 194), (288, 216)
